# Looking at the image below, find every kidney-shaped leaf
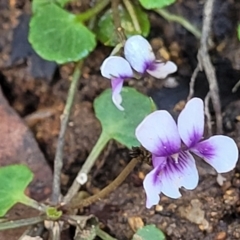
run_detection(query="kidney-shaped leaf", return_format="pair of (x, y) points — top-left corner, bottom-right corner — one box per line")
(0, 165), (33, 217)
(29, 3), (96, 64)
(94, 87), (152, 148)
(95, 5), (150, 46)
(132, 225), (165, 240)
(139, 0), (176, 9)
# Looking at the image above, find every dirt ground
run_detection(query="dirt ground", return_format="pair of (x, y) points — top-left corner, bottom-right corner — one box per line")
(0, 0), (240, 239)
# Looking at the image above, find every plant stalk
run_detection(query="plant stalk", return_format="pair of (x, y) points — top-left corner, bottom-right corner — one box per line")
(76, 0), (110, 22)
(51, 61), (83, 204)
(155, 8), (201, 39)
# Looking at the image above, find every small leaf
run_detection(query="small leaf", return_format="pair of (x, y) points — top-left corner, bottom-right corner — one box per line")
(46, 207), (62, 220)
(238, 25), (240, 41)
(94, 87), (152, 148)
(139, 0), (176, 9)
(132, 225), (166, 240)
(0, 165), (33, 217)
(29, 4), (96, 64)
(95, 5), (150, 46)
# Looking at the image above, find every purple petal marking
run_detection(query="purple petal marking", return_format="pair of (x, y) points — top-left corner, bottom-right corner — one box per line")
(177, 98), (204, 148)
(143, 151), (198, 208)
(143, 164), (164, 208)
(160, 151), (198, 197)
(124, 35), (155, 74)
(100, 56), (133, 79)
(111, 78), (124, 111)
(135, 110), (181, 156)
(146, 61), (177, 79)
(191, 136), (239, 173)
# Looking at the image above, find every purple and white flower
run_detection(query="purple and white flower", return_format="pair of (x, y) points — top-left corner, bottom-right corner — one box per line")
(124, 35), (177, 78)
(100, 35), (177, 111)
(100, 56), (133, 111)
(135, 98), (239, 208)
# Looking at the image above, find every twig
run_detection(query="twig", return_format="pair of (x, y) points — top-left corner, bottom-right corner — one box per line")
(154, 8), (201, 39)
(187, 65), (200, 101)
(204, 92), (212, 136)
(96, 227), (118, 240)
(66, 157), (139, 209)
(51, 61), (83, 204)
(122, 0), (141, 33)
(188, 0), (222, 134)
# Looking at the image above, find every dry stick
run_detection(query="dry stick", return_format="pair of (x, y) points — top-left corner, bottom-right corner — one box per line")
(187, 65), (200, 101)
(67, 157), (139, 209)
(51, 61), (83, 204)
(204, 92), (212, 136)
(188, 0), (222, 134)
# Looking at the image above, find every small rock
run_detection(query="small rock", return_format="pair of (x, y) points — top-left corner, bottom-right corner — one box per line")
(214, 231), (227, 240)
(128, 216), (144, 232)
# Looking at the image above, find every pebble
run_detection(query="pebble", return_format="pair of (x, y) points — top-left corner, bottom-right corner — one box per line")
(214, 231), (227, 240)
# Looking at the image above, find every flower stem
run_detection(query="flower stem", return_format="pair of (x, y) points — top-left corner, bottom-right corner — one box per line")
(67, 157), (139, 209)
(122, 0), (141, 33)
(154, 8), (201, 39)
(20, 195), (47, 212)
(51, 61), (83, 205)
(63, 131), (110, 204)
(96, 227), (118, 240)
(76, 0), (110, 22)
(0, 216), (45, 231)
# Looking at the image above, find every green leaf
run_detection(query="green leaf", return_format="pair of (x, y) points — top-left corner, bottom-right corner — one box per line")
(46, 207), (62, 220)
(95, 5), (150, 46)
(94, 87), (152, 148)
(139, 0), (176, 9)
(0, 165), (33, 217)
(29, 3), (96, 64)
(238, 25), (240, 41)
(32, 0), (70, 13)
(132, 225), (166, 240)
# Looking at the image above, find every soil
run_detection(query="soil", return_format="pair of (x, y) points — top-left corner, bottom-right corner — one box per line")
(0, 0), (240, 240)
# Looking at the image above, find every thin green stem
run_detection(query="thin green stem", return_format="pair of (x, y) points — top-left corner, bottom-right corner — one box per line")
(0, 216), (44, 231)
(96, 227), (118, 240)
(122, 0), (141, 33)
(76, 0), (110, 22)
(68, 157), (138, 209)
(51, 61), (83, 204)
(20, 195), (47, 212)
(63, 131), (110, 204)
(155, 8), (201, 39)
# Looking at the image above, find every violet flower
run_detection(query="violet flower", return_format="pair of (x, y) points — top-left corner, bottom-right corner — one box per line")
(124, 35), (177, 78)
(135, 98), (239, 208)
(100, 56), (133, 111)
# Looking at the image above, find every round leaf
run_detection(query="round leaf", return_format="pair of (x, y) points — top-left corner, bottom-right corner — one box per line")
(29, 4), (96, 64)
(0, 165), (33, 217)
(139, 0), (176, 9)
(94, 87), (152, 148)
(132, 225), (166, 240)
(95, 5), (150, 46)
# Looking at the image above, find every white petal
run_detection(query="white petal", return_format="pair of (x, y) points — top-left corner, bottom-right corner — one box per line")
(124, 35), (155, 74)
(135, 110), (181, 156)
(100, 56), (133, 79)
(178, 98), (204, 148)
(111, 78), (124, 111)
(146, 61), (177, 79)
(191, 136), (239, 173)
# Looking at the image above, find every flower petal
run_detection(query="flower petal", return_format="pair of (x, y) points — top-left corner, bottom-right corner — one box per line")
(177, 98), (204, 148)
(111, 78), (124, 111)
(161, 151), (198, 197)
(144, 151), (198, 208)
(143, 163), (164, 208)
(191, 136), (239, 173)
(100, 56), (133, 79)
(124, 35), (155, 74)
(146, 61), (177, 79)
(135, 111), (181, 156)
